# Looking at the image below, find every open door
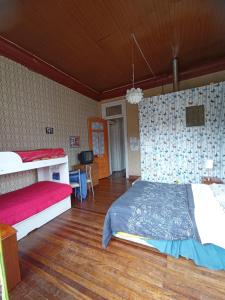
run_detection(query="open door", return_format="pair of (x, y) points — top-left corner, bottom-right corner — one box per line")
(88, 117), (110, 179)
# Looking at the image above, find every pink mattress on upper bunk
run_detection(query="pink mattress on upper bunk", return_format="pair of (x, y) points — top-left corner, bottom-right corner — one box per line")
(0, 181), (72, 226)
(14, 148), (65, 162)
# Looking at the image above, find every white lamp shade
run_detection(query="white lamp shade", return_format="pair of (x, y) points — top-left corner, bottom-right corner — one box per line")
(204, 159), (213, 169)
(125, 87), (143, 104)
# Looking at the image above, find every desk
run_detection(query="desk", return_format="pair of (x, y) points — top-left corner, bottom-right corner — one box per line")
(201, 177), (223, 185)
(69, 171), (87, 199)
(0, 224), (21, 291)
(72, 162), (99, 186)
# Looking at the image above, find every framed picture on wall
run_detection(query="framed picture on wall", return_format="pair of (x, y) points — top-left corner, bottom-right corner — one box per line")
(186, 105), (205, 127)
(69, 136), (80, 148)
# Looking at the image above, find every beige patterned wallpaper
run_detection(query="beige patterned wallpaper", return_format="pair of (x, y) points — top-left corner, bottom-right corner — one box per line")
(0, 56), (99, 194)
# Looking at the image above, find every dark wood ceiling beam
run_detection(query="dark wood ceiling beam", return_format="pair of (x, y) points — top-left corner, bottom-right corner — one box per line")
(99, 57), (225, 100)
(0, 35), (225, 102)
(0, 36), (100, 100)
(1, 1), (225, 92)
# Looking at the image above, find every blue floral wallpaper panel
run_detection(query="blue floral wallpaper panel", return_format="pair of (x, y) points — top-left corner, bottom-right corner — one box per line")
(139, 82), (225, 184)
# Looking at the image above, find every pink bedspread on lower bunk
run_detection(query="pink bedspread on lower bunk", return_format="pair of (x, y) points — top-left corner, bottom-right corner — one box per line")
(14, 148), (65, 162)
(0, 181), (72, 225)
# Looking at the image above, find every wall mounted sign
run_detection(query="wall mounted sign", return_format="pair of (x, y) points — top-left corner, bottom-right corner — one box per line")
(130, 137), (140, 151)
(46, 127), (54, 134)
(70, 136), (80, 148)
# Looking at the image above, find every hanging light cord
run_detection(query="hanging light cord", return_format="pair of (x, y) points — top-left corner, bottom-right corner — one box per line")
(131, 33), (155, 78)
(132, 61), (135, 88)
(132, 35), (135, 88)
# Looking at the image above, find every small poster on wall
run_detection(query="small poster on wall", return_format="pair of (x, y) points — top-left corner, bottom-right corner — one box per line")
(130, 137), (140, 151)
(70, 136), (80, 148)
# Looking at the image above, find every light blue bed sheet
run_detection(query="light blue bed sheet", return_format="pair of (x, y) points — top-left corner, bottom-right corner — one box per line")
(113, 233), (225, 270)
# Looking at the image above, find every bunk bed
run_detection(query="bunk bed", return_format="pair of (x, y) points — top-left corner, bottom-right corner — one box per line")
(0, 150), (72, 240)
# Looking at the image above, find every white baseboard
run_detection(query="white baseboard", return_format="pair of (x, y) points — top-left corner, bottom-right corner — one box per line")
(13, 197), (71, 240)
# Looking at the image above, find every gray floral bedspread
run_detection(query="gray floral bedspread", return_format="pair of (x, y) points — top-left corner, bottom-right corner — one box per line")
(102, 181), (200, 247)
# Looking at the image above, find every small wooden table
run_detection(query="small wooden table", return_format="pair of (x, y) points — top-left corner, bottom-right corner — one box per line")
(0, 224), (21, 291)
(72, 162), (99, 186)
(201, 177), (224, 185)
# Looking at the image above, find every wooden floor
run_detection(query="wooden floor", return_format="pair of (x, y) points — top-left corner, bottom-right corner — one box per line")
(11, 174), (225, 300)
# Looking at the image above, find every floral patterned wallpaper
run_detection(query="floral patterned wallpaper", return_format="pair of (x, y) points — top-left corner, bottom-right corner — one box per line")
(139, 82), (225, 184)
(0, 56), (98, 194)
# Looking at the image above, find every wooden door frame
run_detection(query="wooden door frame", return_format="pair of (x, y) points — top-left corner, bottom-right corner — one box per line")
(88, 117), (110, 178)
(101, 100), (129, 178)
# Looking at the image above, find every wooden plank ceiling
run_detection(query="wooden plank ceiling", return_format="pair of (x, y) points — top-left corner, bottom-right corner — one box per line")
(0, 0), (225, 100)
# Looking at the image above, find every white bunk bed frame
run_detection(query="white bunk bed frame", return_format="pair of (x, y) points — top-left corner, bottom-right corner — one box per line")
(0, 151), (71, 240)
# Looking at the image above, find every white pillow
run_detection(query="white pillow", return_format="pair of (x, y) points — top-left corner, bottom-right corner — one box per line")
(210, 184), (225, 213)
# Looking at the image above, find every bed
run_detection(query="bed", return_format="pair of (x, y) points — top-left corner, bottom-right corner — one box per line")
(103, 181), (225, 270)
(14, 148), (65, 162)
(0, 181), (72, 224)
(0, 150), (72, 240)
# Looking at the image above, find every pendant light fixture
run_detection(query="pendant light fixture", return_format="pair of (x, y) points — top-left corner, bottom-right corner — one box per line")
(125, 86), (143, 104)
(125, 33), (155, 104)
(125, 34), (143, 104)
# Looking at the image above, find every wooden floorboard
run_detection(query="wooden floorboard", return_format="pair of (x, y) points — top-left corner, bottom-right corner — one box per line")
(10, 175), (225, 299)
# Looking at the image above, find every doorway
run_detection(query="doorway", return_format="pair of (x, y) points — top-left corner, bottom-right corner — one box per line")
(88, 117), (110, 179)
(101, 99), (128, 178)
(108, 118), (126, 176)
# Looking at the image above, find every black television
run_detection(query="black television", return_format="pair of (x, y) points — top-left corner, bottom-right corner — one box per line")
(78, 150), (94, 165)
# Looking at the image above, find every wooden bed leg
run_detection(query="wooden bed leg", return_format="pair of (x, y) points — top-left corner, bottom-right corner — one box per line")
(0, 224), (21, 291)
